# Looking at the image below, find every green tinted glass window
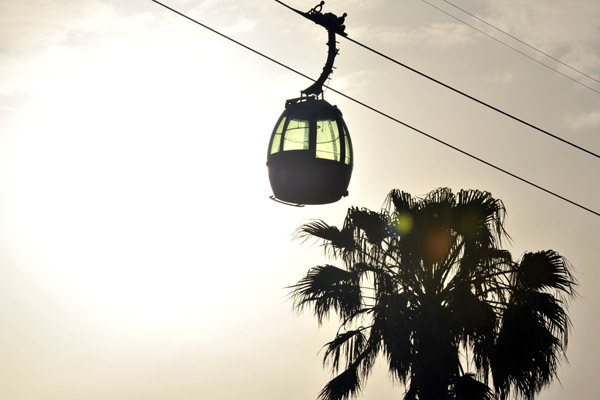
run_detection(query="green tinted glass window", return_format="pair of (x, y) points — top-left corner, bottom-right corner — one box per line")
(282, 119), (309, 151)
(270, 116), (286, 154)
(343, 123), (351, 165)
(316, 119), (340, 161)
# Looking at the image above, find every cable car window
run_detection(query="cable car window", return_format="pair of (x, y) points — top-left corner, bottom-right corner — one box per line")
(316, 119), (340, 161)
(343, 123), (351, 165)
(270, 116), (287, 154)
(283, 119), (309, 151)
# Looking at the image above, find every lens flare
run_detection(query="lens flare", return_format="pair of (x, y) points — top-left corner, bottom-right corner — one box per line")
(423, 226), (451, 264)
(395, 211), (414, 236)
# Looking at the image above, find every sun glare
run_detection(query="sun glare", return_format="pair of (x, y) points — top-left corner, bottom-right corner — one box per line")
(0, 33), (282, 336)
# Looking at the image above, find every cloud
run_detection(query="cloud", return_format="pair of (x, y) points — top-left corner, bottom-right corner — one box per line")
(187, 1), (259, 36)
(220, 17), (257, 35)
(480, 71), (514, 85)
(564, 109), (600, 131)
(0, 105), (21, 113)
(188, 0), (237, 15)
(0, 1), (155, 52)
(355, 23), (477, 48)
(328, 70), (376, 95)
(478, 0), (600, 75)
(0, 0), (157, 97)
(324, 0), (386, 9)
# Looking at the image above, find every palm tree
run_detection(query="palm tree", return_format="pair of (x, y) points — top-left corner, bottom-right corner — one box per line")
(290, 188), (576, 400)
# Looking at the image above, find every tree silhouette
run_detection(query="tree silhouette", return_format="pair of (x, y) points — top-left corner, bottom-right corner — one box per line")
(290, 188), (576, 400)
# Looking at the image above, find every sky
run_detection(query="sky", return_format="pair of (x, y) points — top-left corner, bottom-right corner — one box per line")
(0, 0), (599, 399)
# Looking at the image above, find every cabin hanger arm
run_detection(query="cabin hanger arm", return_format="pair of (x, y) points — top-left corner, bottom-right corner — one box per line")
(284, 1), (348, 97)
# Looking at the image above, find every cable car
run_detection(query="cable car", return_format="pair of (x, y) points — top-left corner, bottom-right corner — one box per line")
(267, 2), (352, 205)
(267, 97), (353, 205)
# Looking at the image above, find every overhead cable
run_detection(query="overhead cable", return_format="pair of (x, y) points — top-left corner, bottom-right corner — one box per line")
(274, 0), (600, 160)
(440, 0), (600, 86)
(148, 0), (599, 218)
(418, 0), (600, 96)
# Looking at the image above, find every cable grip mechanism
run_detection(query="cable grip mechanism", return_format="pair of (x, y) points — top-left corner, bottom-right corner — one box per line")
(290, 2), (348, 98)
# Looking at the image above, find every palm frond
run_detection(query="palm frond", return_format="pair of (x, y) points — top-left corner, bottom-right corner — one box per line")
(419, 188), (455, 229)
(382, 328), (413, 384)
(350, 262), (377, 275)
(452, 373), (495, 400)
(516, 290), (571, 345)
(446, 285), (498, 376)
(515, 250), (577, 296)
(290, 265), (362, 324)
(386, 189), (418, 214)
(347, 207), (393, 245)
(372, 292), (414, 383)
(318, 362), (362, 400)
(454, 189), (508, 247)
(492, 302), (564, 399)
(452, 246), (512, 304)
(323, 329), (368, 373)
(319, 342), (380, 400)
(295, 220), (356, 258)
(403, 384), (418, 400)
(424, 187), (456, 208)
(411, 301), (462, 392)
(396, 188), (456, 266)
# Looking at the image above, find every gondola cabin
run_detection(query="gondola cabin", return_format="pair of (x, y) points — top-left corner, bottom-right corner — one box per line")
(267, 97), (353, 205)
(266, 2), (353, 205)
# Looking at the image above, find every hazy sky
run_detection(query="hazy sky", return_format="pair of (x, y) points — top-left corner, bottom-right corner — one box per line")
(1, 0), (599, 399)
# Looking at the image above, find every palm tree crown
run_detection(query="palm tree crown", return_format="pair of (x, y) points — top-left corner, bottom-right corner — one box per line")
(290, 188), (576, 400)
